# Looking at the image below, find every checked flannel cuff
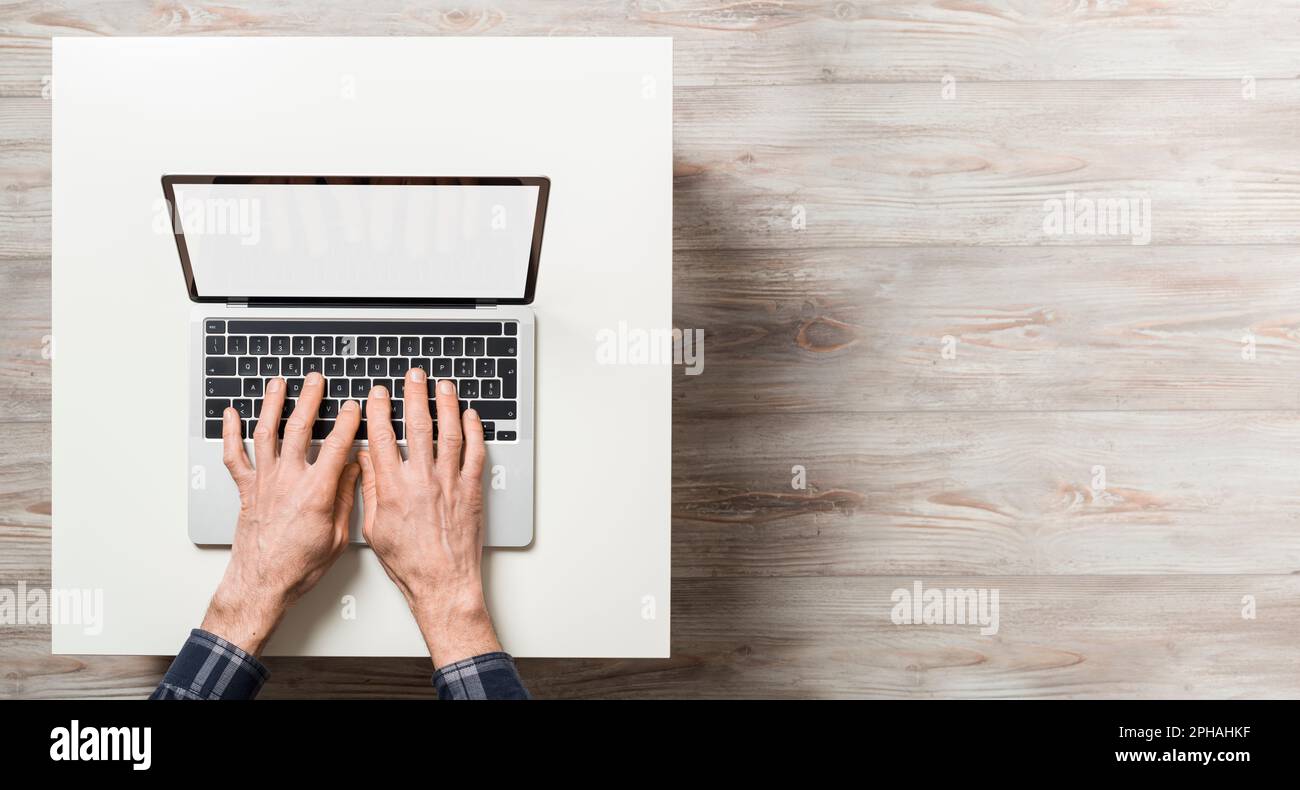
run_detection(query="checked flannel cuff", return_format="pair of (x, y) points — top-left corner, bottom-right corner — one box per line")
(150, 628), (270, 700)
(433, 651), (530, 700)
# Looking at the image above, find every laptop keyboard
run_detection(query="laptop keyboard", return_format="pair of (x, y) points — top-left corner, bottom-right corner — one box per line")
(202, 319), (519, 443)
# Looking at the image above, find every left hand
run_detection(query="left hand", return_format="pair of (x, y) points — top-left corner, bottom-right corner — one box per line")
(201, 372), (361, 654)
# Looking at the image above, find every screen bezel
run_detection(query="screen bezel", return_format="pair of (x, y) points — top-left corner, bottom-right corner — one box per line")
(161, 175), (550, 305)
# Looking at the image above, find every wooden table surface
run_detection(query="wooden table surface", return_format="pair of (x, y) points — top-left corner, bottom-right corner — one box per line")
(4, 1), (1300, 698)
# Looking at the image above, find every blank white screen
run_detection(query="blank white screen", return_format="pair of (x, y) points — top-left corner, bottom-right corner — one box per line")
(174, 183), (539, 299)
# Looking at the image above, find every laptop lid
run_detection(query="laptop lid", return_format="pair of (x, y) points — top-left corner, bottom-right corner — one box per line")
(162, 175), (549, 305)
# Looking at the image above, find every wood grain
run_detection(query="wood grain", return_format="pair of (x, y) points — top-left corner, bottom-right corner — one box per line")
(674, 245), (1300, 414)
(5, 577), (1297, 698)
(671, 410), (1300, 576)
(673, 80), (1300, 249)
(2, 0), (1300, 96)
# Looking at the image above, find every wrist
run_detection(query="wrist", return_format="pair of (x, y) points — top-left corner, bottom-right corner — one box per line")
(201, 577), (289, 657)
(410, 590), (501, 668)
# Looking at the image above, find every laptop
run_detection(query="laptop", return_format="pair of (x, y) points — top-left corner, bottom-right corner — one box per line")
(163, 175), (548, 547)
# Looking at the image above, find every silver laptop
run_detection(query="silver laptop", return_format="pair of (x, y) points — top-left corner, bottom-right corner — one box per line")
(164, 175), (548, 547)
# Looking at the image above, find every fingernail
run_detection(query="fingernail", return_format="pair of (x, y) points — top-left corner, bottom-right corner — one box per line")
(342, 400), (359, 412)
(307, 372), (322, 385)
(439, 380), (454, 395)
(465, 408), (478, 419)
(224, 407), (236, 420)
(266, 378), (283, 393)
(410, 367), (426, 382)
(371, 385), (388, 399)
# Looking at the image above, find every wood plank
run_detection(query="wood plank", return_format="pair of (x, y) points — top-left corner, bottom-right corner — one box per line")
(671, 410), (1300, 576)
(0, 259), (50, 422)
(0, 100), (48, 260)
(3, 0), (1300, 96)
(4, 576), (1298, 698)
(674, 245), (1300, 413)
(673, 80), (1300, 249)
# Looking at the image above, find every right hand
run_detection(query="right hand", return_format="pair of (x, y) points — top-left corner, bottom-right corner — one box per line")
(358, 369), (502, 668)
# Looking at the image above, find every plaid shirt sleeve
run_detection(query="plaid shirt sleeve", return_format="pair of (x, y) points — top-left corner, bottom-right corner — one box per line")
(149, 629), (270, 700)
(433, 652), (530, 700)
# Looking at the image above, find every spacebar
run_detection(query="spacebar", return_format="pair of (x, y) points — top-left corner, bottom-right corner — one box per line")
(227, 320), (502, 335)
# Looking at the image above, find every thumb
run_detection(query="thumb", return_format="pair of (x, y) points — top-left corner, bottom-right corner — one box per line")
(332, 462), (361, 545)
(357, 451), (378, 543)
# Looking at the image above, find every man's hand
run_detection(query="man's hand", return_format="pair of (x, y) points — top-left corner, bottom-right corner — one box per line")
(358, 369), (502, 668)
(202, 372), (361, 655)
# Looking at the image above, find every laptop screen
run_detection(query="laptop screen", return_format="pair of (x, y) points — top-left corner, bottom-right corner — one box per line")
(166, 178), (545, 302)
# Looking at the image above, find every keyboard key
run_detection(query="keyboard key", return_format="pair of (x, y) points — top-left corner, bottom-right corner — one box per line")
(250, 336), (269, 355)
(434, 358), (452, 377)
(336, 336), (357, 357)
(466, 337), (485, 356)
(238, 357), (258, 376)
(287, 378), (305, 397)
(206, 336), (226, 355)
(244, 378), (264, 397)
(458, 379), (479, 398)
(392, 423), (404, 440)
(283, 357), (302, 376)
(233, 398), (254, 418)
(205, 419), (225, 439)
(400, 337), (419, 355)
(280, 398), (295, 419)
(351, 379), (372, 398)
(329, 379), (349, 398)
(498, 430), (517, 441)
(455, 359), (474, 378)
(504, 322), (517, 336)
(348, 358), (368, 377)
(393, 379), (405, 398)
(326, 357), (346, 377)
(303, 357), (323, 374)
(444, 337), (463, 356)
(293, 336), (312, 354)
(312, 420), (334, 440)
(260, 357), (280, 376)
(389, 358), (409, 377)
(358, 337), (377, 356)
(206, 357), (236, 376)
(205, 399), (230, 418)
(487, 338), (517, 356)
(355, 422), (367, 440)
(481, 422), (494, 433)
(271, 336), (290, 355)
(379, 337), (398, 356)
(472, 400), (516, 420)
(422, 338), (441, 356)
(315, 336), (334, 355)
(366, 358), (385, 377)
(410, 358), (431, 375)
(205, 320), (225, 334)
(206, 378), (240, 397)
(500, 360), (517, 398)
(319, 399), (339, 419)
(390, 400), (404, 419)
(482, 379), (501, 399)
(476, 359), (495, 378)
(228, 336), (248, 355)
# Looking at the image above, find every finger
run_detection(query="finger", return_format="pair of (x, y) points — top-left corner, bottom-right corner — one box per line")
(434, 379), (463, 477)
(282, 371), (325, 461)
(403, 368), (434, 469)
(315, 399), (361, 479)
(331, 462), (361, 550)
(365, 383), (403, 475)
(253, 376), (286, 466)
(220, 407), (254, 488)
(459, 407), (486, 484)
(357, 451), (378, 544)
